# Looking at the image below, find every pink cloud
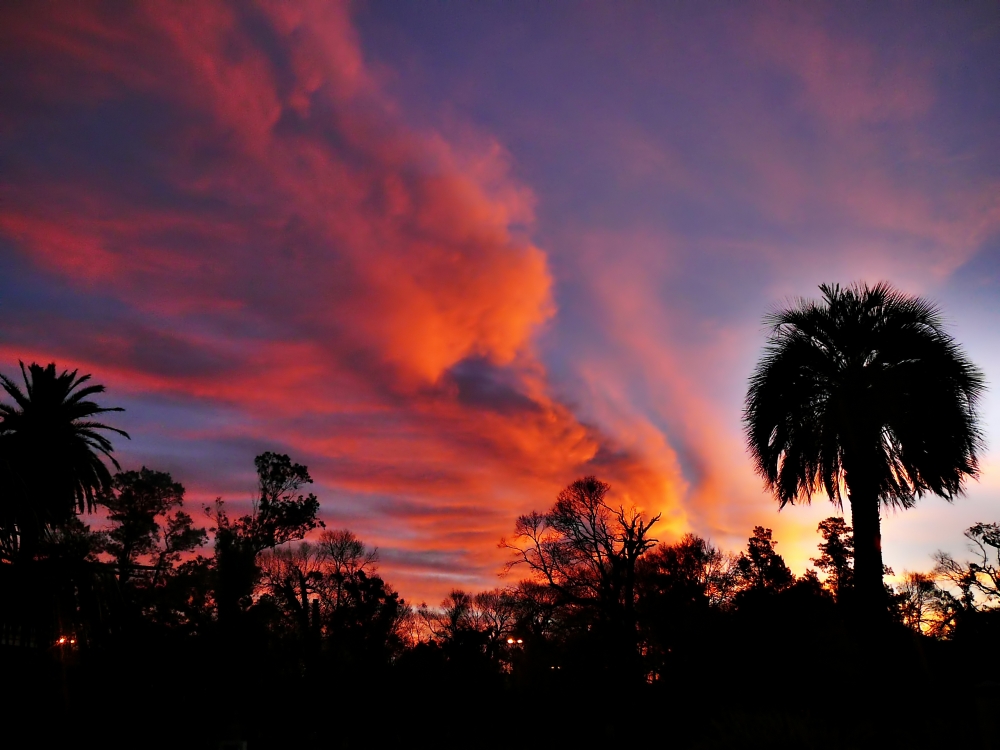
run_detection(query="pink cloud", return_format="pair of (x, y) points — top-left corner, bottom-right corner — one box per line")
(0, 1), (687, 603)
(749, 8), (935, 126)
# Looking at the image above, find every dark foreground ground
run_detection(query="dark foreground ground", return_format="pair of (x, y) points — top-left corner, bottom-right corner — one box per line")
(5, 627), (998, 750)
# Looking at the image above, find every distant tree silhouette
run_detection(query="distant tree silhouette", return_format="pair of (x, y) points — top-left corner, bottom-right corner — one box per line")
(415, 589), (502, 678)
(209, 452), (323, 623)
(256, 529), (409, 671)
(326, 567), (410, 666)
(0, 362), (128, 559)
(258, 540), (326, 662)
(735, 526), (794, 593)
(636, 534), (739, 682)
(641, 533), (740, 609)
(32, 516), (114, 646)
(507, 579), (560, 644)
(811, 517), (854, 601)
(894, 571), (958, 638)
(320, 528), (378, 575)
(745, 282), (985, 628)
(422, 591), (485, 656)
(419, 587), (520, 669)
(472, 588), (520, 663)
(428, 589), (475, 639)
(318, 528), (378, 614)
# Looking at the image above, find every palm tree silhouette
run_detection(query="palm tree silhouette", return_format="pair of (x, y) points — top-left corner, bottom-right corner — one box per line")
(744, 283), (984, 628)
(0, 362), (129, 559)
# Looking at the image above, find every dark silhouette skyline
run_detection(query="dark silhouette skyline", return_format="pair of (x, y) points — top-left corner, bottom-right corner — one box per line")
(0, 292), (997, 749)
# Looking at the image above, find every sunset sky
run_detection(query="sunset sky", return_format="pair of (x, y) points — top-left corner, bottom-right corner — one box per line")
(2, 1), (999, 604)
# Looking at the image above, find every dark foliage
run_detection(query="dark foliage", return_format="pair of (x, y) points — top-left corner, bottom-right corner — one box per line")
(745, 282), (984, 509)
(735, 526), (795, 593)
(812, 516), (854, 601)
(0, 362), (128, 559)
(2, 361), (998, 749)
(501, 475), (660, 680)
(208, 451), (324, 622)
(744, 282), (985, 627)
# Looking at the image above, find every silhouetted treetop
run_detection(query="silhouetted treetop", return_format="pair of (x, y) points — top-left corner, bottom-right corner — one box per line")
(320, 528), (379, 579)
(934, 522), (1000, 611)
(101, 468), (206, 588)
(811, 517), (854, 600)
(502, 476), (660, 609)
(211, 452), (323, 556)
(641, 533), (739, 609)
(0, 362), (128, 559)
(209, 451), (324, 623)
(744, 282), (985, 627)
(745, 282), (984, 510)
(735, 526), (794, 593)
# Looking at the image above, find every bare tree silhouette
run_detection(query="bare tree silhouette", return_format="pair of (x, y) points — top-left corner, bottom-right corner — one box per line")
(501, 476), (659, 678)
(934, 522), (1000, 611)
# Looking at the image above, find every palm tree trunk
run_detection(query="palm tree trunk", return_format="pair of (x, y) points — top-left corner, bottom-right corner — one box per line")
(847, 482), (887, 631)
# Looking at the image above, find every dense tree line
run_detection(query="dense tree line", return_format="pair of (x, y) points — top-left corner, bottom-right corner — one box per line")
(1, 384), (996, 748)
(2, 282), (998, 748)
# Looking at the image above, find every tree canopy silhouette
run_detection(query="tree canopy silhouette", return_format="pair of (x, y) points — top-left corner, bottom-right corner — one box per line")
(735, 526), (794, 593)
(101, 468), (207, 591)
(811, 517), (854, 601)
(502, 477), (660, 611)
(501, 476), (660, 678)
(934, 522), (1000, 611)
(209, 451), (324, 623)
(2, 358), (997, 748)
(0, 362), (128, 559)
(744, 282), (985, 627)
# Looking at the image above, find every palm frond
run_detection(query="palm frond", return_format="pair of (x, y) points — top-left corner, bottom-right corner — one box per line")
(745, 281), (984, 511)
(0, 361), (129, 552)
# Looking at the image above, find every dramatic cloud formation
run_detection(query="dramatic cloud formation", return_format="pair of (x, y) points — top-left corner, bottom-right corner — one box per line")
(0, 1), (687, 601)
(350, 1), (1000, 573)
(2, 1), (999, 600)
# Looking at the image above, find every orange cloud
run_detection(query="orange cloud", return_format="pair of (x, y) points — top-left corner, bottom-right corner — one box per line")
(0, 1), (685, 604)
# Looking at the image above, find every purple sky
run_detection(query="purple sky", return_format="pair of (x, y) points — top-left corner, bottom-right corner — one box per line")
(1, 1), (999, 603)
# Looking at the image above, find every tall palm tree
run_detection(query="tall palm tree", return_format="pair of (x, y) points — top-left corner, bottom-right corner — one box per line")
(0, 362), (129, 559)
(744, 283), (984, 627)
